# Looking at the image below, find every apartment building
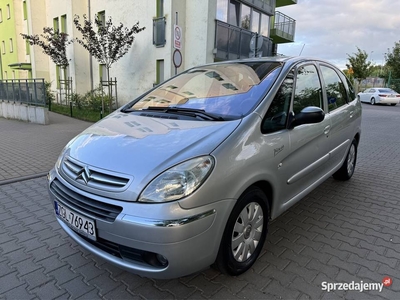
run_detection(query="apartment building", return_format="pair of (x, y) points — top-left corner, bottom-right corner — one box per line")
(0, 0), (48, 80)
(1, 0), (296, 105)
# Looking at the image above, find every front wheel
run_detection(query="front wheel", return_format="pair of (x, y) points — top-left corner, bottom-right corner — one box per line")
(333, 138), (358, 181)
(213, 187), (269, 276)
(390, 103), (397, 106)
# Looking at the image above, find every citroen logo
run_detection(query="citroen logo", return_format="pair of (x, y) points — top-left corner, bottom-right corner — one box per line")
(76, 166), (92, 185)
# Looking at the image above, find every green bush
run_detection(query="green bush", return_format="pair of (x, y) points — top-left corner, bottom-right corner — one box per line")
(50, 85), (115, 122)
(45, 81), (55, 105)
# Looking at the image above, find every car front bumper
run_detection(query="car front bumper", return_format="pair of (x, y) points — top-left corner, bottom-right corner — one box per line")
(48, 168), (235, 279)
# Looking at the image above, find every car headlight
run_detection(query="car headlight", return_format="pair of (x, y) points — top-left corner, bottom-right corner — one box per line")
(138, 156), (214, 203)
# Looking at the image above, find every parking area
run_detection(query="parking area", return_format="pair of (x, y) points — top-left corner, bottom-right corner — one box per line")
(0, 104), (400, 299)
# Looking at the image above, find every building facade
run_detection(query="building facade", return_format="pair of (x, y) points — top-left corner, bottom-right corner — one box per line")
(1, 0), (296, 105)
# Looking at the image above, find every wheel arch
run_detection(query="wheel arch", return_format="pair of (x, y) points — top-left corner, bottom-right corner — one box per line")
(249, 180), (273, 219)
(353, 132), (361, 146)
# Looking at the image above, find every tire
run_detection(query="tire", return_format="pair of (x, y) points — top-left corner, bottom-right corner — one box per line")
(390, 103), (397, 106)
(370, 98), (376, 105)
(213, 187), (269, 276)
(333, 138), (358, 181)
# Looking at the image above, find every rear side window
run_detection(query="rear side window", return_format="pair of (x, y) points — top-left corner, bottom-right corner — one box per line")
(345, 77), (356, 100)
(320, 65), (348, 111)
(293, 64), (323, 114)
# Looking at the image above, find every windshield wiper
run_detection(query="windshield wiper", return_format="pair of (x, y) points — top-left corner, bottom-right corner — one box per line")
(142, 106), (225, 121)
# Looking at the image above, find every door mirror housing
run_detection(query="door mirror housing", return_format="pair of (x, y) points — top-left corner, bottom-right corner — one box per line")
(289, 106), (325, 129)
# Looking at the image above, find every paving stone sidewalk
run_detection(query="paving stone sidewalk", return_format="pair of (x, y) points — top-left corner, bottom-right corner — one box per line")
(1, 105), (400, 299)
(0, 112), (92, 183)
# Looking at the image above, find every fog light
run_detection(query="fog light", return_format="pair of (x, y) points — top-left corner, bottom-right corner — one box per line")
(156, 254), (168, 266)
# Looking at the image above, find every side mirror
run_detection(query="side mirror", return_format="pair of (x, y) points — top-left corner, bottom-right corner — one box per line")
(289, 106), (325, 129)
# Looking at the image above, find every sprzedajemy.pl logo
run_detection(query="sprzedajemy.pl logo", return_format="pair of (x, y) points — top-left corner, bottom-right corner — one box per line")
(322, 277), (392, 293)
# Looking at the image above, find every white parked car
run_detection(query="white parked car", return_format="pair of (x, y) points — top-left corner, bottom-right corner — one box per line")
(358, 88), (400, 106)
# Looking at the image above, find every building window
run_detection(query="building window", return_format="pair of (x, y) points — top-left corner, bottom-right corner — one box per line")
(4, 71), (7, 79)
(156, 59), (164, 85)
(7, 4), (10, 19)
(100, 64), (107, 81)
(216, 0), (228, 22)
(228, 0), (240, 27)
(2, 41), (5, 54)
(12, 70), (15, 79)
(251, 10), (260, 33)
(61, 14), (67, 33)
(98, 11), (106, 27)
(0, 9), (3, 22)
(23, 1), (27, 20)
(53, 17), (59, 31)
(9, 38), (13, 52)
(241, 4), (251, 30)
(260, 14), (270, 37)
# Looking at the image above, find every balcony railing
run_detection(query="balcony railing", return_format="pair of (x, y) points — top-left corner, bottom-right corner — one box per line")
(214, 20), (273, 60)
(270, 11), (296, 43)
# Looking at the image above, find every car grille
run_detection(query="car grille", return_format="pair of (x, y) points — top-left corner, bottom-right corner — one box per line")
(50, 178), (122, 222)
(61, 156), (131, 192)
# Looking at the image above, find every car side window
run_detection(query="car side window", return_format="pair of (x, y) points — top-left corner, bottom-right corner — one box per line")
(345, 77), (356, 100)
(293, 64), (323, 114)
(262, 72), (294, 134)
(320, 65), (348, 111)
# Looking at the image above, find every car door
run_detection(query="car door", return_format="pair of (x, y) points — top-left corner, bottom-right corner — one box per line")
(359, 88), (370, 102)
(266, 63), (332, 211)
(319, 63), (355, 171)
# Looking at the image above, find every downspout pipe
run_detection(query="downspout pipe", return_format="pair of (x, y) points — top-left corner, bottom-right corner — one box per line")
(88, 0), (94, 90)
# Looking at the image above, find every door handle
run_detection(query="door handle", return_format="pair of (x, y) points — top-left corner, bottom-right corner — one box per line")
(324, 125), (331, 135)
(350, 111), (354, 118)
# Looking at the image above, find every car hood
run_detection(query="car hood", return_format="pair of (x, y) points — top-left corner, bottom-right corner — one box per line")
(64, 112), (241, 182)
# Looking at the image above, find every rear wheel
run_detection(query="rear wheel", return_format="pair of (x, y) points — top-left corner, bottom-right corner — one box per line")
(213, 187), (269, 276)
(371, 98), (376, 105)
(333, 138), (357, 181)
(390, 103), (397, 106)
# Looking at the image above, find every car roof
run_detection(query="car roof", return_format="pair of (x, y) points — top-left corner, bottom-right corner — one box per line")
(196, 56), (339, 70)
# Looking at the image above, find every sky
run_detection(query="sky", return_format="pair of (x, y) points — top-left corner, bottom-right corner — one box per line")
(278, 0), (400, 70)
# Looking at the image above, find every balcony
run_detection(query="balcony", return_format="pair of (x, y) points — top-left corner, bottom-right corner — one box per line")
(214, 20), (273, 60)
(270, 11), (296, 44)
(276, 0), (297, 7)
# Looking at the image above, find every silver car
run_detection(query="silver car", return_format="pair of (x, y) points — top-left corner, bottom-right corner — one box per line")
(48, 57), (362, 279)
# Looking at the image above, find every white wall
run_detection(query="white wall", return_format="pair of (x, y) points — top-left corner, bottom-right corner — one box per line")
(41, 0), (219, 106)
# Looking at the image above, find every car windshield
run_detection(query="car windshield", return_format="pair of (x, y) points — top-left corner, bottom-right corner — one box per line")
(378, 88), (396, 93)
(126, 61), (282, 119)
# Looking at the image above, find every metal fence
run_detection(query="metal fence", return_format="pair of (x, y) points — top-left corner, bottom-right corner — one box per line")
(0, 79), (46, 106)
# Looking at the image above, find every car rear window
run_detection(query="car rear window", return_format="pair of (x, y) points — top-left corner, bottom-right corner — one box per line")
(378, 88), (395, 93)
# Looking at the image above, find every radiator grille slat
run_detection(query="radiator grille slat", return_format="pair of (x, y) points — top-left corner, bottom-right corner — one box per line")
(62, 157), (131, 191)
(50, 178), (122, 222)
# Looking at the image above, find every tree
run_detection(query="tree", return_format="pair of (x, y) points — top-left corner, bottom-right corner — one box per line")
(385, 41), (400, 79)
(21, 27), (72, 70)
(346, 47), (373, 88)
(73, 14), (145, 113)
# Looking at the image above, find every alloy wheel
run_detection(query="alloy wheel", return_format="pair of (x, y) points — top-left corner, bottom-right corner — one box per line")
(231, 202), (264, 262)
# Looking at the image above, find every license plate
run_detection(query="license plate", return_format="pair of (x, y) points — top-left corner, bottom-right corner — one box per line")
(54, 201), (97, 241)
